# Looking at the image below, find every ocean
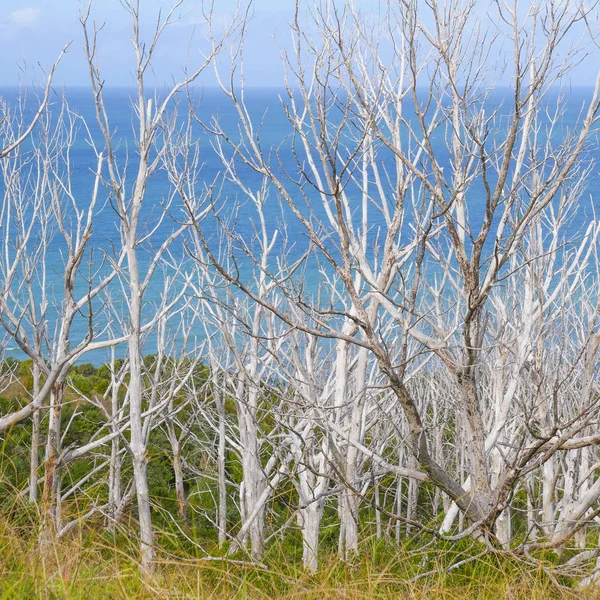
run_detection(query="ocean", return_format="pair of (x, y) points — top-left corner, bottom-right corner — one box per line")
(0, 86), (598, 365)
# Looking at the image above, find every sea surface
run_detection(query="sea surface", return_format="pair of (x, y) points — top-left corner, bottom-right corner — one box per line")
(0, 86), (598, 365)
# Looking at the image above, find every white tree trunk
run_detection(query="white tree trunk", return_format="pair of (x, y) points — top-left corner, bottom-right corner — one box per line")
(28, 361), (42, 503)
(108, 367), (122, 530)
(490, 447), (511, 548)
(216, 374), (228, 548)
(40, 381), (65, 553)
(299, 501), (324, 572)
(238, 402), (266, 558)
(542, 457), (556, 537)
(526, 472), (538, 542)
(338, 487), (359, 558)
(128, 312), (155, 572)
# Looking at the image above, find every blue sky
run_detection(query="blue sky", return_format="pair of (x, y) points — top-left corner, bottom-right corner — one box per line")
(0, 0), (297, 87)
(0, 1), (597, 88)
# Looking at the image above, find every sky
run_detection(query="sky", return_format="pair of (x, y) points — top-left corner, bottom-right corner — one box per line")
(0, 1), (597, 89)
(0, 0), (297, 87)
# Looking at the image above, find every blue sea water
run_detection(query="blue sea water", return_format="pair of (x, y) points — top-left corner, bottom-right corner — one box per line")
(0, 86), (598, 365)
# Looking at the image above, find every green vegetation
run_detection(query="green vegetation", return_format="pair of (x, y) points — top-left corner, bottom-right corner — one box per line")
(0, 357), (598, 599)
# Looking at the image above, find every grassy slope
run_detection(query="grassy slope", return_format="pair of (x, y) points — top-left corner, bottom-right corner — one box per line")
(0, 361), (599, 599)
(0, 508), (596, 600)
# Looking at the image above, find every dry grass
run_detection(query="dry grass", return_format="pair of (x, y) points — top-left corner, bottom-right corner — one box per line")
(1, 510), (599, 600)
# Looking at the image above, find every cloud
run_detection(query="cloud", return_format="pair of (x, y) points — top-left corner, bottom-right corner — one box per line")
(5, 7), (41, 29)
(0, 7), (41, 40)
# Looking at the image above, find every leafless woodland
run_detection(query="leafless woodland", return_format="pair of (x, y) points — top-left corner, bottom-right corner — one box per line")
(2, 0), (600, 585)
